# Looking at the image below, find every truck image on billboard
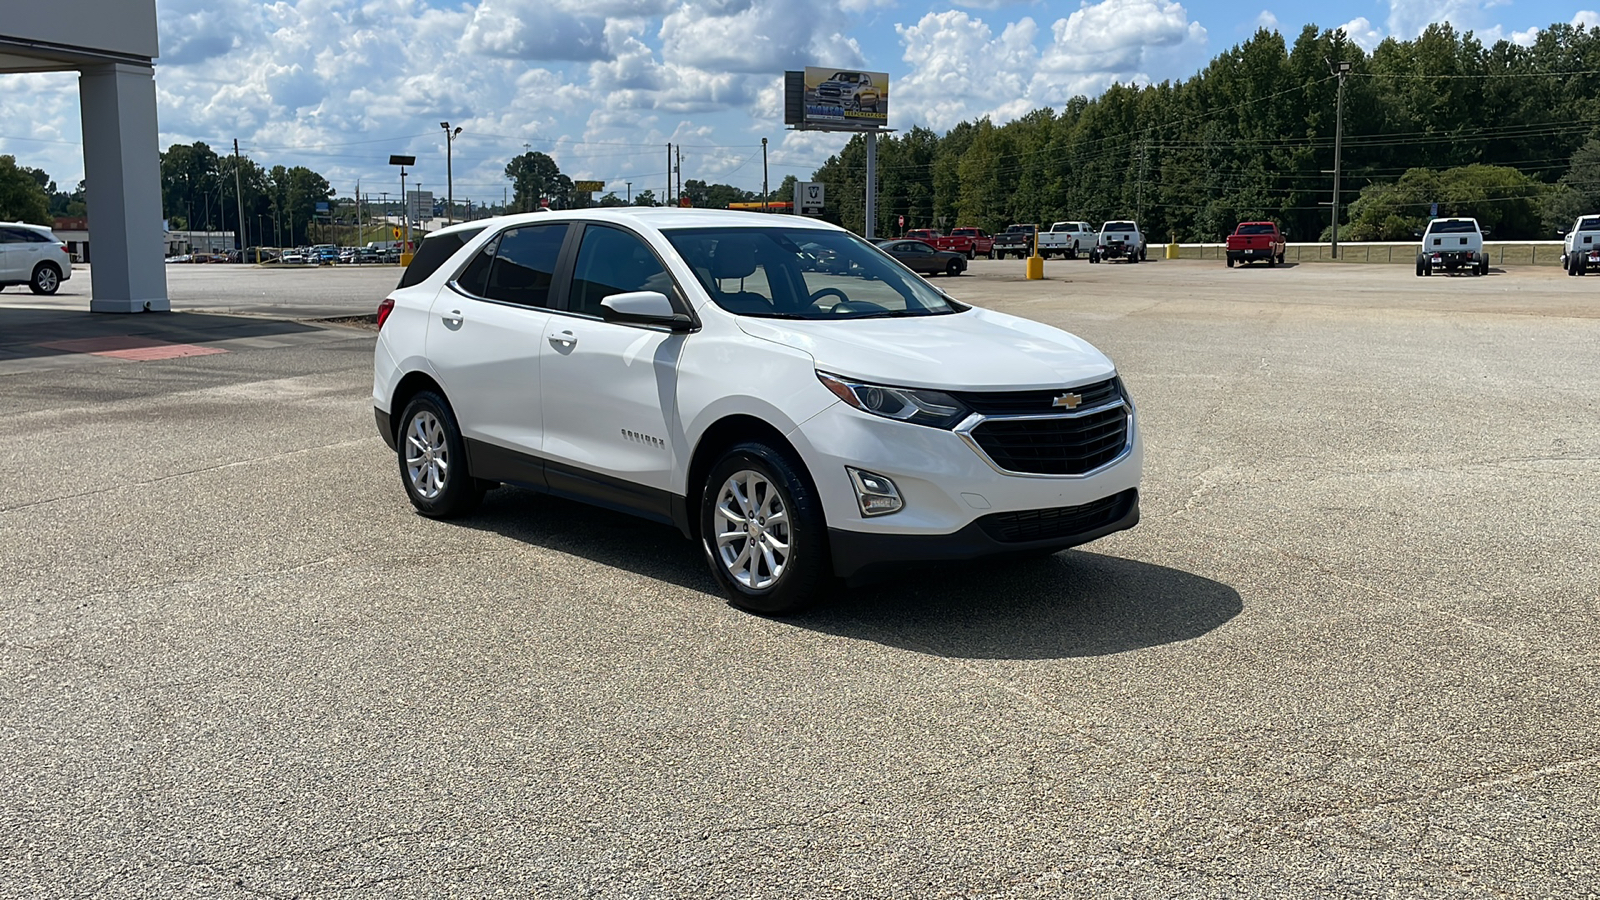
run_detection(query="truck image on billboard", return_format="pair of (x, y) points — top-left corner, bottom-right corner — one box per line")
(802, 67), (888, 128)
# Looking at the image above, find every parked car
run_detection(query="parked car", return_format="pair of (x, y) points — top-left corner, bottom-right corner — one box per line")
(1559, 214), (1600, 276)
(934, 227), (995, 260)
(1036, 221), (1096, 259)
(0, 222), (72, 295)
(280, 250), (307, 265)
(903, 229), (942, 244)
(1225, 222), (1286, 267)
(373, 210), (1142, 613)
(1414, 218), (1488, 276)
(992, 224), (1038, 259)
(1091, 221), (1145, 263)
(876, 239), (967, 276)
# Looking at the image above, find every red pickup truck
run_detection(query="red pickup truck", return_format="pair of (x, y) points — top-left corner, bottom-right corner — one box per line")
(903, 229), (942, 244)
(1226, 222), (1286, 267)
(935, 227), (995, 260)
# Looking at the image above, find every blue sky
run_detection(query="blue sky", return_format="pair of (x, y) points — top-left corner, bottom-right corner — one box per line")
(1, 0), (1594, 206)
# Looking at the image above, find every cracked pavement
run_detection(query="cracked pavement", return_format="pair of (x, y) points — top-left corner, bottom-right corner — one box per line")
(1, 259), (1597, 897)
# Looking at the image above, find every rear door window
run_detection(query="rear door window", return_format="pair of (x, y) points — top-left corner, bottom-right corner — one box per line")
(482, 224), (568, 309)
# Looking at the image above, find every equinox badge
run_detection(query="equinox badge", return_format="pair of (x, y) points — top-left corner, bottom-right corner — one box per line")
(1052, 393), (1083, 410)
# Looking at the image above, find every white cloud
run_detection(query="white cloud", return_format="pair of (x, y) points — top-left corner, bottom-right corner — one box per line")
(893, 1), (1206, 132)
(1255, 10), (1280, 33)
(1338, 16), (1384, 51)
(461, 0), (612, 61)
(1574, 10), (1600, 28)
(1385, 0), (1493, 39)
(659, 0), (865, 74)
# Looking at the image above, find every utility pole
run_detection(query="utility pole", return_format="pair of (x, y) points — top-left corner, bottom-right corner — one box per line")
(232, 139), (246, 252)
(864, 131), (878, 240)
(1330, 60), (1351, 259)
(440, 122), (461, 224)
(1136, 131), (1149, 221)
(665, 143), (672, 208)
(626, 181), (632, 204)
(762, 137), (769, 213)
(676, 145), (683, 207)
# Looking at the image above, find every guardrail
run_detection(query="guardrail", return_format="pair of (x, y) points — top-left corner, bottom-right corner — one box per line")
(1173, 241), (1567, 266)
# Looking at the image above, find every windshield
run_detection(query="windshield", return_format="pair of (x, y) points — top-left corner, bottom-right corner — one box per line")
(1103, 222), (1135, 232)
(1427, 220), (1478, 234)
(664, 226), (965, 320)
(1237, 224), (1275, 235)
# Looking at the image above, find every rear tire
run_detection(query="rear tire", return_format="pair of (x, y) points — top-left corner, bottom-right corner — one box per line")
(1568, 255), (1579, 276)
(1227, 257), (1235, 268)
(700, 442), (831, 615)
(396, 391), (485, 518)
(945, 259), (962, 276)
(29, 263), (61, 295)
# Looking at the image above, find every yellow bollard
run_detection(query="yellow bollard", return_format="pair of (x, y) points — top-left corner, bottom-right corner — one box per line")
(1166, 242), (1180, 259)
(1025, 250), (1044, 280)
(399, 252), (414, 267)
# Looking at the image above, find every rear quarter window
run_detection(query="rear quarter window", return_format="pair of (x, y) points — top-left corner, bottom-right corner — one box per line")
(397, 227), (485, 288)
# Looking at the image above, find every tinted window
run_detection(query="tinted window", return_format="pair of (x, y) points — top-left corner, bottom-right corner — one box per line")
(397, 226), (483, 288)
(1104, 222), (1136, 231)
(484, 225), (567, 308)
(1580, 218), (1600, 231)
(1237, 224), (1275, 235)
(1427, 220), (1479, 234)
(0, 227), (28, 244)
(454, 234), (499, 297)
(568, 225), (675, 318)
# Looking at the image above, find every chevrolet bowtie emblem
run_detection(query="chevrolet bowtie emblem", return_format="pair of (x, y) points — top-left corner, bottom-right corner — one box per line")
(1053, 393), (1082, 409)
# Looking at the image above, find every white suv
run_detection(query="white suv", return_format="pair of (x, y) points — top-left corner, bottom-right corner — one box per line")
(0, 222), (72, 295)
(372, 210), (1142, 613)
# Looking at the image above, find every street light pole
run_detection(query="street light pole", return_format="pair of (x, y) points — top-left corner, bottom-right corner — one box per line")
(762, 137), (769, 213)
(441, 122), (462, 225)
(626, 181), (631, 204)
(390, 154), (416, 261)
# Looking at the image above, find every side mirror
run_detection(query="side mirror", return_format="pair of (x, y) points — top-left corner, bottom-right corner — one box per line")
(1557, 229), (1568, 237)
(1481, 226), (1493, 237)
(600, 291), (693, 331)
(1412, 230), (1423, 239)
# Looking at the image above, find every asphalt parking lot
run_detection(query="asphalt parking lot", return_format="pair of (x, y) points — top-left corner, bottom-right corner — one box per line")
(3, 258), (1597, 897)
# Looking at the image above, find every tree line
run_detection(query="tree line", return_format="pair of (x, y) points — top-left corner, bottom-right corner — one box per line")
(809, 21), (1600, 242)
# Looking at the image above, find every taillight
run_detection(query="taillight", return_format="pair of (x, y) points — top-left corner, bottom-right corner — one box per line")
(376, 297), (395, 329)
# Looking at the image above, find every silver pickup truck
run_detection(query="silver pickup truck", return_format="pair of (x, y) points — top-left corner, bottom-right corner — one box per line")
(1090, 221), (1145, 264)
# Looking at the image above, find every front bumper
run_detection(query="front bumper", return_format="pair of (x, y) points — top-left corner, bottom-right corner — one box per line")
(830, 489), (1140, 585)
(787, 399), (1143, 580)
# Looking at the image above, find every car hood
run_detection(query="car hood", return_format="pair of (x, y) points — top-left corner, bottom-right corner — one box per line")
(735, 306), (1115, 390)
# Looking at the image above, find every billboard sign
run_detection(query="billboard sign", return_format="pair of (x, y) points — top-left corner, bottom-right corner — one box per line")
(797, 182), (825, 215)
(573, 180), (605, 193)
(406, 190), (433, 222)
(790, 67), (888, 130)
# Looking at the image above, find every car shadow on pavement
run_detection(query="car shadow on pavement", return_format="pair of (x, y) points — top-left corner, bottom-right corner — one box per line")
(795, 550), (1242, 660)
(467, 487), (1240, 659)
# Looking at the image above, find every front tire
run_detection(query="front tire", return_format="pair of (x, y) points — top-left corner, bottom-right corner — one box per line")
(701, 443), (830, 615)
(1227, 257), (1235, 268)
(396, 391), (485, 518)
(29, 264), (61, 295)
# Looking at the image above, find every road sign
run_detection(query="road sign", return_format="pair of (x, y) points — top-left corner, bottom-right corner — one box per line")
(798, 181), (825, 215)
(574, 180), (605, 193)
(898, 214), (905, 230)
(1430, 202), (1439, 217)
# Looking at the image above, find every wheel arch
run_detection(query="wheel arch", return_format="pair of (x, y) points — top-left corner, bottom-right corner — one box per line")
(388, 370), (448, 447)
(681, 414), (817, 540)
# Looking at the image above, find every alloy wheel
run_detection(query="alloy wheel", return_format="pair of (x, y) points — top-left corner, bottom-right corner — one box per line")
(713, 469), (791, 591)
(404, 410), (450, 500)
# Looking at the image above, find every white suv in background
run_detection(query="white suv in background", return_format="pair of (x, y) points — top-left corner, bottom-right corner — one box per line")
(372, 210), (1142, 613)
(0, 222), (72, 295)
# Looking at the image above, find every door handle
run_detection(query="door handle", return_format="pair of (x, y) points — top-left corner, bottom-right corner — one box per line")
(548, 329), (577, 348)
(441, 309), (464, 330)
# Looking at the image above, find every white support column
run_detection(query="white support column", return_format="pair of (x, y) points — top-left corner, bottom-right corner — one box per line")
(79, 62), (169, 313)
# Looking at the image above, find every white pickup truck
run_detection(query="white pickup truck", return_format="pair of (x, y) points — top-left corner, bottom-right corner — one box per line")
(1089, 221), (1145, 264)
(1414, 217), (1488, 276)
(1036, 221), (1096, 259)
(1560, 214), (1600, 276)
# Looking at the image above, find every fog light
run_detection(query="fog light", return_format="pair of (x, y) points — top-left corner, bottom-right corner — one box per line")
(847, 467), (903, 517)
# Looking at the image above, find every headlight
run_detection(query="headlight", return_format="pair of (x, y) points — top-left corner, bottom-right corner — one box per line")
(816, 371), (969, 429)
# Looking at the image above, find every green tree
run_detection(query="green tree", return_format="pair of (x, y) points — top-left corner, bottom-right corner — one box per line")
(632, 188), (659, 207)
(504, 152), (574, 211)
(0, 155), (51, 224)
